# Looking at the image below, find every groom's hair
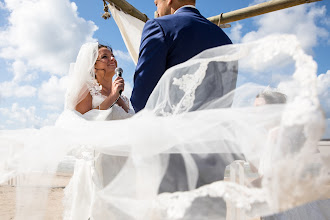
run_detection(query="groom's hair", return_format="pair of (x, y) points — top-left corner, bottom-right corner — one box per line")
(181, 0), (196, 3)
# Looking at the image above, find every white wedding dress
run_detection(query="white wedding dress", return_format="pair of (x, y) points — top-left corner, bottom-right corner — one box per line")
(58, 79), (134, 219)
(0, 5), (329, 220)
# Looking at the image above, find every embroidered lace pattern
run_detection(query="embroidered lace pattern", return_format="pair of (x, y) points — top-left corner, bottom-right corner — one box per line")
(153, 181), (267, 219)
(172, 63), (207, 114)
(86, 79), (107, 109)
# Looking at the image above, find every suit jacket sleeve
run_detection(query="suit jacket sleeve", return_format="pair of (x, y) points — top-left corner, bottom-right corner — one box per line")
(131, 19), (168, 112)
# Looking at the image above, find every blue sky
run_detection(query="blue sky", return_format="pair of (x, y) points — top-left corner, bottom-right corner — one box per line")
(0, 0), (329, 137)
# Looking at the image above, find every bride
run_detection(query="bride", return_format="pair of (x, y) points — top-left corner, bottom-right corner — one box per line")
(65, 42), (134, 119)
(0, 7), (329, 220)
(58, 42), (135, 219)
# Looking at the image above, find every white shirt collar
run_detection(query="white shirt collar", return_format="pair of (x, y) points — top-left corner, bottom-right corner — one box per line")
(174, 5), (196, 14)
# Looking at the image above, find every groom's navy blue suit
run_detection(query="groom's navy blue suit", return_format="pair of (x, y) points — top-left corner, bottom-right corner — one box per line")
(131, 6), (233, 112)
(131, 6), (240, 195)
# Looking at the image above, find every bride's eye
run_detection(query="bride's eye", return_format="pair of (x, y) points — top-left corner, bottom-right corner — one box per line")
(102, 55), (108, 59)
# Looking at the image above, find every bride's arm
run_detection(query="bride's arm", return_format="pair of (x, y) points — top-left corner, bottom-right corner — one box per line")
(95, 76), (128, 111)
(116, 97), (130, 113)
(100, 76), (129, 113)
(75, 92), (129, 114)
(97, 93), (123, 111)
(75, 93), (93, 114)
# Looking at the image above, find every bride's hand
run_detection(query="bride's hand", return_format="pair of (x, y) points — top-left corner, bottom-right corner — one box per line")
(112, 76), (130, 113)
(111, 76), (125, 97)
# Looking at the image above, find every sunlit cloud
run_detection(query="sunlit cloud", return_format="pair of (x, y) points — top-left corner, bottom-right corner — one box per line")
(0, 0), (99, 129)
(0, 0), (98, 75)
(0, 81), (36, 98)
(38, 75), (69, 110)
(0, 103), (41, 129)
(317, 70), (330, 117)
(241, 4), (329, 54)
(0, 102), (60, 129)
(11, 60), (37, 82)
(122, 81), (133, 100)
(113, 49), (134, 63)
(229, 22), (243, 44)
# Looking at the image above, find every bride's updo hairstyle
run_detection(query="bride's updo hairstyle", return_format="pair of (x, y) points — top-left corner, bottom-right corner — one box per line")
(98, 43), (113, 52)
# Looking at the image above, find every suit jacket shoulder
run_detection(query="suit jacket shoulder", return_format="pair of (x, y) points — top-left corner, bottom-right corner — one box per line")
(131, 7), (233, 112)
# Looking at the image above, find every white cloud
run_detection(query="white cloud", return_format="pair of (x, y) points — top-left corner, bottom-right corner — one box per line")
(0, 103), (60, 129)
(11, 60), (37, 82)
(317, 70), (330, 117)
(38, 75), (69, 110)
(122, 81), (133, 99)
(12, 60), (27, 82)
(322, 16), (330, 27)
(0, 103), (42, 129)
(113, 49), (133, 62)
(40, 112), (60, 127)
(0, 81), (36, 98)
(240, 5), (329, 54)
(0, 0), (98, 75)
(229, 22), (243, 43)
(238, 34), (299, 79)
(231, 4), (329, 88)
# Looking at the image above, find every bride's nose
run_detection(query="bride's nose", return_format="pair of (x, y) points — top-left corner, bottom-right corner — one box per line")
(110, 56), (117, 66)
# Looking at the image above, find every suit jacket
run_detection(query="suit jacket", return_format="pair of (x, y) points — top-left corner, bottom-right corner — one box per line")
(131, 6), (233, 112)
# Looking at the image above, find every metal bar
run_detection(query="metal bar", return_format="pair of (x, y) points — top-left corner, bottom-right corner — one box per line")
(104, 0), (149, 22)
(103, 0), (321, 26)
(208, 0), (322, 25)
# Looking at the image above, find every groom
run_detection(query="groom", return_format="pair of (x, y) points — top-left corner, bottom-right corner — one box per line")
(130, 0), (234, 112)
(131, 0), (239, 195)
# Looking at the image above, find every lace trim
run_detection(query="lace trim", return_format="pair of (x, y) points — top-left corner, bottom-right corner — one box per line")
(87, 79), (103, 97)
(86, 79), (107, 108)
(153, 181), (267, 219)
(68, 145), (94, 161)
(172, 63), (207, 114)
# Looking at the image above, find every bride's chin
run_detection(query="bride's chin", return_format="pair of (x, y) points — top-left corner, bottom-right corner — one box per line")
(104, 66), (115, 73)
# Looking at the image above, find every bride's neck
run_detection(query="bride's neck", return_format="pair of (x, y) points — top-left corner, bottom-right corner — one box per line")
(96, 70), (115, 95)
(97, 77), (112, 95)
(100, 80), (112, 95)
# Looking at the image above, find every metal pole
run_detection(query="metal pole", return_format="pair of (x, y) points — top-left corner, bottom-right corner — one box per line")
(103, 0), (322, 26)
(208, 0), (322, 25)
(104, 0), (149, 22)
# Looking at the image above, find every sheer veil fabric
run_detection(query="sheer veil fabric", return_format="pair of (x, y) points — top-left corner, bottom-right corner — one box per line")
(65, 42), (98, 111)
(0, 4), (329, 220)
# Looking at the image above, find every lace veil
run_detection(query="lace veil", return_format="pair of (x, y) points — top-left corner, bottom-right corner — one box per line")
(0, 4), (328, 220)
(65, 42), (99, 110)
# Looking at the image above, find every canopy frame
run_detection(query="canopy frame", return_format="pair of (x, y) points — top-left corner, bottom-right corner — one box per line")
(103, 0), (322, 27)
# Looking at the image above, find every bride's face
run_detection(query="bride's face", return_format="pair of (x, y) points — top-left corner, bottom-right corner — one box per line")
(95, 47), (117, 79)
